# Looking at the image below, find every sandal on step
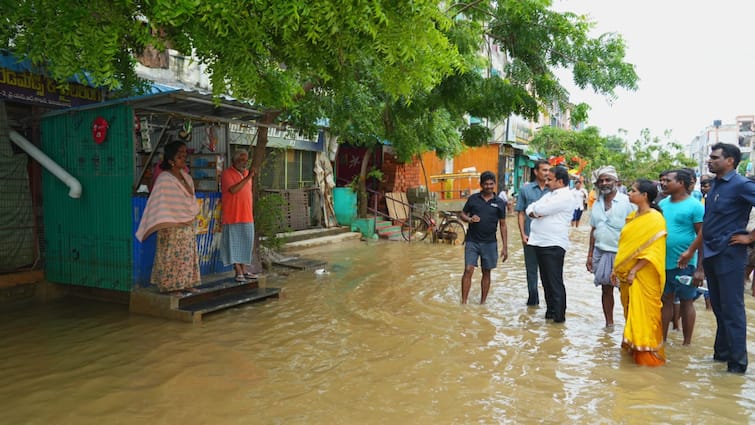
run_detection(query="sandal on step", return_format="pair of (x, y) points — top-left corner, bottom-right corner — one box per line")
(235, 275), (247, 282)
(243, 272), (259, 280)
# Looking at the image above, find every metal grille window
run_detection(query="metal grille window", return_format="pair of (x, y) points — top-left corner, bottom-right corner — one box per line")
(0, 101), (42, 273)
(256, 147), (318, 230)
(259, 147), (315, 190)
(0, 151), (37, 272)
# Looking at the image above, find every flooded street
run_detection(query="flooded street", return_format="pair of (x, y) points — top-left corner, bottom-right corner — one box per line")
(3, 215), (755, 424)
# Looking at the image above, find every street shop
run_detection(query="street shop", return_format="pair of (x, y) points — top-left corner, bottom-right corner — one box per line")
(39, 90), (287, 292)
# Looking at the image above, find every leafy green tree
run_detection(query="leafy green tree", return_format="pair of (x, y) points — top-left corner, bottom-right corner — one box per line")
(529, 125), (613, 179)
(1, 0), (461, 167)
(3, 0), (639, 168)
(530, 126), (697, 187)
(530, 126), (601, 159)
(614, 129), (697, 183)
(604, 134), (626, 155)
(384, 0), (640, 159)
(2, 0), (462, 264)
(3, 0), (640, 223)
(316, 0), (640, 215)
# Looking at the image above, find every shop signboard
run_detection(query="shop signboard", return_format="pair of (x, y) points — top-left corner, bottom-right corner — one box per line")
(229, 122), (324, 152)
(0, 66), (102, 107)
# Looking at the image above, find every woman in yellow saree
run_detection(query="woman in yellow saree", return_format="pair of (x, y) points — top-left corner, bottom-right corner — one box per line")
(612, 179), (667, 366)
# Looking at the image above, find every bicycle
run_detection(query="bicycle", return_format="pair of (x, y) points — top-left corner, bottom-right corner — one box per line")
(401, 208), (466, 245)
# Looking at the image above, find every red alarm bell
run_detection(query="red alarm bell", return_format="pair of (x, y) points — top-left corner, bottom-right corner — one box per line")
(92, 116), (109, 144)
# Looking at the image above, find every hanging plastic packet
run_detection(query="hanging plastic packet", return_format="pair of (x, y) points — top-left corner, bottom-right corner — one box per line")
(140, 117), (152, 152)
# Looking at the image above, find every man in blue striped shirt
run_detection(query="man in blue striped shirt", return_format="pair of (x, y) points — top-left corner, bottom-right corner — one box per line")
(515, 160), (551, 307)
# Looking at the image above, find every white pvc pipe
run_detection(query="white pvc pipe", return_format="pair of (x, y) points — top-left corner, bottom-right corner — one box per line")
(9, 130), (82, 199)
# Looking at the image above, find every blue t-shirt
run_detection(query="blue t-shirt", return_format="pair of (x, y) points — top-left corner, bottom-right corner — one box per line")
(659, 196), (704, 268)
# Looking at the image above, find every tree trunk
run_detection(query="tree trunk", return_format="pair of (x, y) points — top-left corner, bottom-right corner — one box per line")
(357, 146), (373, 218)
(250, 111), (281, 273)
(418, 154), (429, 190)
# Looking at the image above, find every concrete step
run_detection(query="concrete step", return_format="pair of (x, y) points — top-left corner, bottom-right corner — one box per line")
(0, 270), (44, 288)
(129, 273), (280, 322)
(0, 270), (44, 306)
(377, 225), (401, 234)
(375, 220), (394, 229)
(275, 226), (350, 243)
(383, 232), (404, 241)
(283, 231), (362, 251)
(377, 224), (403, 241)
(179, 287), (280, 316)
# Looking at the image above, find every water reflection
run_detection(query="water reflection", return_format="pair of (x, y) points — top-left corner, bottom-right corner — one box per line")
(1, 217), (755, 424)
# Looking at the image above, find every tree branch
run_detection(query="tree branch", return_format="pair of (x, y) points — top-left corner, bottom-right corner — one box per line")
(445, 1), (491, 20)
(484, 31), (578, 64)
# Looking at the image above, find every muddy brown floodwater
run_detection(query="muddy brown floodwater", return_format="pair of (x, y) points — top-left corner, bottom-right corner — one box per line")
(2, 216), (755, 424)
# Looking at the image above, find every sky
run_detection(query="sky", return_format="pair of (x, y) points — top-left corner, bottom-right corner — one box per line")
(554, 0), (755, 146)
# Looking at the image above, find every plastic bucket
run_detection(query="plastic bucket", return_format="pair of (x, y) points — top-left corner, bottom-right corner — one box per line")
(333, 187), (357, 226)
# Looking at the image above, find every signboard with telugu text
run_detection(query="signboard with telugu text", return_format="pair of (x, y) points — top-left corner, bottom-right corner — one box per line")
(0, 67), (103, 107)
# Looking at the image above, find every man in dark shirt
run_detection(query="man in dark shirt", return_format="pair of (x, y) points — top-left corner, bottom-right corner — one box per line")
(515, 160), (551, 306)
(684, 143), (755, 373)
(460, 171), (508, 304)
(700, 175), (712, 200)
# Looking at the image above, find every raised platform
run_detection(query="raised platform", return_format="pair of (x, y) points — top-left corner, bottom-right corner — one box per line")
(129, 273), (280, 322)
(276, 226), (352, 243)
(282, 227), (362, 251)
(0, 270), (44, 288)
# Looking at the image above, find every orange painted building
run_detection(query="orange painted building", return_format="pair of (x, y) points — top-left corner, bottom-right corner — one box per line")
(421, 144), (499, 199)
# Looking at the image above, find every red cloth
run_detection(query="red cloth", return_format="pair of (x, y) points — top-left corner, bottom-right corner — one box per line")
(221, 168), (254, 224)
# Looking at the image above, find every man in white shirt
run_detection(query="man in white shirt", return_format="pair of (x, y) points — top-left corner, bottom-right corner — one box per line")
(586, 165), (635, 329)
(526, 166), (576, 323)
(571, 180), (588, 227)
(497, 187), (509, 211)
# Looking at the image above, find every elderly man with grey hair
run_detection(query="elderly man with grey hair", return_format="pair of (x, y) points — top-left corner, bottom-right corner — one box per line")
(586, 166), (635, 329)
(220, 149), (257, 282)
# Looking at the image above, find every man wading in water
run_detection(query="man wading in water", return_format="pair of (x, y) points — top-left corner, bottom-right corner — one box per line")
(460, 171), (508, 304)
(586, 166), (634, 329)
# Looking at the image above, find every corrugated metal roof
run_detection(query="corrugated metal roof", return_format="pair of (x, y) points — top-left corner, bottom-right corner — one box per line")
(43, 89), (264, 124)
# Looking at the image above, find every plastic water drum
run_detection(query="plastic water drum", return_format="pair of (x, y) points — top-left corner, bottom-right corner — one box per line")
(333, 187), (357, 226)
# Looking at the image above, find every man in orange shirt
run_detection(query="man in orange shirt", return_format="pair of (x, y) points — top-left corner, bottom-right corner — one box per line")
(221, 149), (257, 282)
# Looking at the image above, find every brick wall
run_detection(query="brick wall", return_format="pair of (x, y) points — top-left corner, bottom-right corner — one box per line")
(382, 153), (422, 192)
